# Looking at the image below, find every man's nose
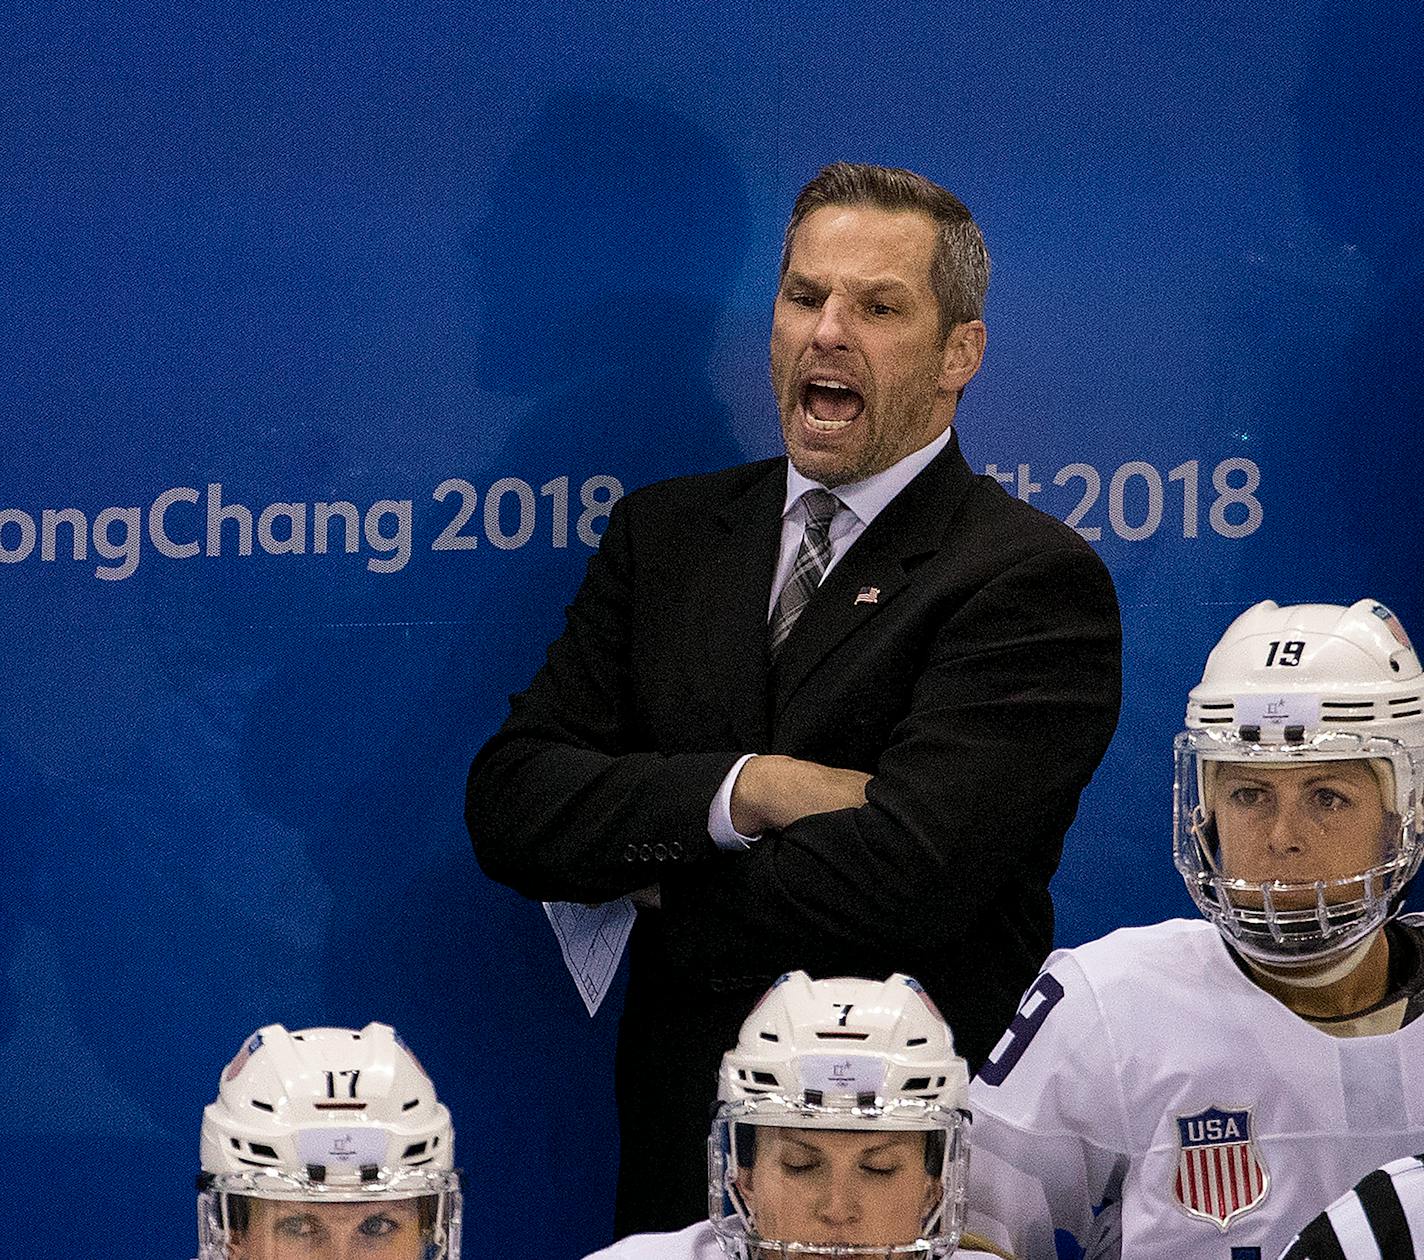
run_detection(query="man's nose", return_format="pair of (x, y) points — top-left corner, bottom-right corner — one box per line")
(811, 297), (851, 352)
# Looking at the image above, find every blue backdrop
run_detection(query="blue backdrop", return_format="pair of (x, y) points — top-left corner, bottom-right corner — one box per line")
(2, 2), (1421, 1256)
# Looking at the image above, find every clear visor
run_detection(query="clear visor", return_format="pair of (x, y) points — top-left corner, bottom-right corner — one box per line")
(708, 1099), (968, 1260)
(1173, 729), (1423, 967)
(197, 1169), (461, 1260)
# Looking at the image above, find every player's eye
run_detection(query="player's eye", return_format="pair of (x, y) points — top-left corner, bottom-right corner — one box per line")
(1311, 787), (1349, 810)
(860, 1161), (902, 1177)
(867, 302), (897, 316)
(274, 1213), (322, 1238)
(779, 1158), (819, 1174)
(1227, 786), (1266, 806)
(357, 1212), (400, 1237)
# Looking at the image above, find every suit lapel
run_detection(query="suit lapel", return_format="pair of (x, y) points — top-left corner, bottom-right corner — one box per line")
(699, 461), (786, 750)
(771, 433), (975, 718)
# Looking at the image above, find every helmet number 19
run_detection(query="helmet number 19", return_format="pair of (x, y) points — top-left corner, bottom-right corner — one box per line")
(1263, 640), (1304, 667)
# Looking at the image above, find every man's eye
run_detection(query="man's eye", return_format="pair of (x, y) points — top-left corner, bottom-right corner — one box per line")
(868, 303), (897, 316)
(786, 292), (819, 308)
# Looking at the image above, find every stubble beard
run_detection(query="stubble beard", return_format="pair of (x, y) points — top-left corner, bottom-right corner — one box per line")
(774, 355), (946, 489)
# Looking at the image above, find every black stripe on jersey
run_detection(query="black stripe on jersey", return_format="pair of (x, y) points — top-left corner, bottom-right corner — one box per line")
(1357, 1166), (1416, 1256)
(1285, 1213), (1348, 1260)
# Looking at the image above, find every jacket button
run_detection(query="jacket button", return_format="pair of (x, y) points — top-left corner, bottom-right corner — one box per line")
(623, 844), (637, 862)
(653, 843), (668, 860)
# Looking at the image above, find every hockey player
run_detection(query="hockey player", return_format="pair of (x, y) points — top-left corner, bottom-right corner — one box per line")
(584, 970), (1011, 1259)
(965, 599), (1424, 1260)
(195, 1021), (461, 1259)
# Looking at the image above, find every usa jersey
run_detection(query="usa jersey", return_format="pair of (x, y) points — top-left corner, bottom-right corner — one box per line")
(965, 918), (1424, 1260)
(581, 1220), (1004, 1259)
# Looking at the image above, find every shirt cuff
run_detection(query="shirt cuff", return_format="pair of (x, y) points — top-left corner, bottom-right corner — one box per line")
(708, 754), (760, 850)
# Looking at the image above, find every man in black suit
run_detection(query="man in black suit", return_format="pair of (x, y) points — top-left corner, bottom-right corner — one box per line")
(466, 162), (1122, 1237)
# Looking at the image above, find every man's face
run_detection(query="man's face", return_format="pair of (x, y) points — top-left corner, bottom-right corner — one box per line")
(232, 1197), (427, 1260)
(769, 205), (984, 488)
(736, 1127), (936, 1251)
(1213, 760), (1391, 897)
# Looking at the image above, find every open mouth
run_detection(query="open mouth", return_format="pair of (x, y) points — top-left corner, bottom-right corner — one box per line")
(802, 378), (865, 429)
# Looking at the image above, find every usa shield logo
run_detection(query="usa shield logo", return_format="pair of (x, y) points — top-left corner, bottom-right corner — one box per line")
(1171, 1106), (1270, 1229)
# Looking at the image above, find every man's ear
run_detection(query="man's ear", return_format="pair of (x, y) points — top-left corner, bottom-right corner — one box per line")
(938, 319), (987, 393)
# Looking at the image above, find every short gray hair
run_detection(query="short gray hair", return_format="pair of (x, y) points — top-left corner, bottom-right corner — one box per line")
(781, 162), (990, 334)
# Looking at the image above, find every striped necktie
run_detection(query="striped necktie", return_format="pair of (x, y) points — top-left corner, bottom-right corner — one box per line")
(768, 488), (841, 656)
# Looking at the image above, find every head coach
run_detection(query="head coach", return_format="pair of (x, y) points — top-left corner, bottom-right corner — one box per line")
(465, 161), (1123, 1238)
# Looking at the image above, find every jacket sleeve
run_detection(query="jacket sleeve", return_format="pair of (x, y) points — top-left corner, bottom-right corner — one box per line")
(466, 494), (743, 903)
(691, 536), (1122, 962)
(966, 954), (1132, 1260)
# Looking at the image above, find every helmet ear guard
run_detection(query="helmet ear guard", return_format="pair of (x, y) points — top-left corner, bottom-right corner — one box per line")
(1176, 599), (1424, 969)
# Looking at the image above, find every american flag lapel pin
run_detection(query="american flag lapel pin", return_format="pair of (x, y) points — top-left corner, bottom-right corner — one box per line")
(854, 586), (880, 606)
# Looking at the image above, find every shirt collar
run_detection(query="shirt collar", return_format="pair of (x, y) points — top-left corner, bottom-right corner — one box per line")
(782, 423), (954, 526)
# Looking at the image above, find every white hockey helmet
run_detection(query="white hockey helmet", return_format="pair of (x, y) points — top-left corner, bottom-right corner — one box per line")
(709, 972), (970, 1260)
(1175, 599), (1424, 967)
(196, 1022), (461, 1259)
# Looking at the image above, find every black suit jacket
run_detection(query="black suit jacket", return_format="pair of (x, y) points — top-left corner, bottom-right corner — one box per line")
(467, 432), (1122, 1234)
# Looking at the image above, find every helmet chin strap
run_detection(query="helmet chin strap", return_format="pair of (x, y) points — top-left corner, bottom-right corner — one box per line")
(1243, 933), (1377, 989)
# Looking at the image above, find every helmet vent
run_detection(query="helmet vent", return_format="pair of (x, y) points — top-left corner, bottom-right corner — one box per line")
(402, 1098), (421, 1111)
(249, 1143), (279, 1160)
(814, 1031), (869, 1040)
(751, 1071), (779, 1086)
(402, 1141), (428, 1158)
(905, 1037), (928, 1046)
(251, 1100), (275, 1113)
(903, 1076), (931, 1090)
(758, 1032), (780, 1042)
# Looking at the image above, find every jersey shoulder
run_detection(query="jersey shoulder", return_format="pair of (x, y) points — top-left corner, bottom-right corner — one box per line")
(1050, 918), (1225, 992)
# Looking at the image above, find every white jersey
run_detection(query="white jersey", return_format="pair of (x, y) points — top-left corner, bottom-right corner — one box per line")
(581, 1220), (1002, 1259)
(966, 918), (1424, 1260)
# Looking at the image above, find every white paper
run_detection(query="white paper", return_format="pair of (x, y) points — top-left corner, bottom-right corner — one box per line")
(542, 897), (637, 1017)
